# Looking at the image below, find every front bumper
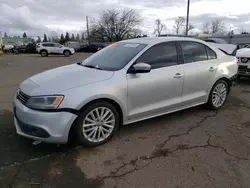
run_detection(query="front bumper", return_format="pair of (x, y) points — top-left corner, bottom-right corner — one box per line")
(13, 99), (77, 144)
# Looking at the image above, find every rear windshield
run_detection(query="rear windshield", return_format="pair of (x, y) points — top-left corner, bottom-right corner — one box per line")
(82, 42), (147, 71)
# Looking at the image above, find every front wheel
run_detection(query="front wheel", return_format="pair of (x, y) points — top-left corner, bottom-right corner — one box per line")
(74, 101), (120, 147)
(205, 80), (229, 110)
(40, 50), (48, 57)
(64, 50), (71, 57)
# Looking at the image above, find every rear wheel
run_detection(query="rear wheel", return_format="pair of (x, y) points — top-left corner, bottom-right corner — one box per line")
(75, 101), (120, 147)
(64, 50), (71, 57)
(40, 50), (48, 57)
(205, 80), (229, 110)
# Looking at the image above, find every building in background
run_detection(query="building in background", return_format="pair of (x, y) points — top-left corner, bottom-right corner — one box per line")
(2, 37), (32, 46)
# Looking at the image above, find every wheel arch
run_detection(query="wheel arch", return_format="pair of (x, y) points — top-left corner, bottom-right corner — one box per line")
(68, 97), (126, 143)
(63, 49), (71, 54)
(207, 76), (231, 102)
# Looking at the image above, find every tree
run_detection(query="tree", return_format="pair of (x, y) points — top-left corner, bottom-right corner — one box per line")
(81, 33), (85, 42)
(65, 32), (70, 41)
(153, 19), (166, 36)
(173, 17), (185, 35)
(23, 32), (27, 38)
(59, 34), (65, 44)
(241, 29), (249, 34)
(4, 33), (7, 37)
(203, 21), (210, 34)
(43, 34), (48, 42)
(71, 33), (75, 41)
(211, 19), (225, 34)
(89, 9), (142, 42)
(184, 23), (195, 35)
(48, 37), (52, 42)
(76, 33), (80, 42)
(36, 36), (41, 43)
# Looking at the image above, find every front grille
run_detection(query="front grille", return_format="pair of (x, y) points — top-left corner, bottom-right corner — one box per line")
(238, 65), (250, 74)
(17, 90), (30, 105)
(241, 57), (250, 64)
(239, 65), (247, 70)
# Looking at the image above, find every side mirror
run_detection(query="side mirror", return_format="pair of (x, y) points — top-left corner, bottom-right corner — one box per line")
(130, 63), (151, 74)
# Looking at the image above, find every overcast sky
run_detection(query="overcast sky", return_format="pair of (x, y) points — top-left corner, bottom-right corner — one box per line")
(1, 0), (250, 37)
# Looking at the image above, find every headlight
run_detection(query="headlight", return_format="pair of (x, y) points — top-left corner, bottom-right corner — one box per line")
(26, 95), (64, 110)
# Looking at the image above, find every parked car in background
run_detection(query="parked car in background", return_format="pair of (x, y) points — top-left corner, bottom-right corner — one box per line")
(203, 38), (228, 44)
(78, 44), (107, 53)
(202, 38), (239, 56)
(18, 43), (37, 54)
(14, 37), (238, 147)
(36, 42), (75, 57)
(64, 41), (81, 51)
(236, 45), (250, 78)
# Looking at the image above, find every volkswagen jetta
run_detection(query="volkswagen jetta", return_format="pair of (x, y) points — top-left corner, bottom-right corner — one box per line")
(14, 37), (238, 147)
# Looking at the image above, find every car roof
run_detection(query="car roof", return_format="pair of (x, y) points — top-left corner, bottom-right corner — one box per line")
(120, 37), (207, 45)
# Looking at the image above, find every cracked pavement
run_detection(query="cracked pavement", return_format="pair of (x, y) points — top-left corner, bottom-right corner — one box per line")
(1, 54), (250, 188)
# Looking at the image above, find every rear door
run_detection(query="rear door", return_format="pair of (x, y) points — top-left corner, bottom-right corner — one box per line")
(179, 41), (218, 107)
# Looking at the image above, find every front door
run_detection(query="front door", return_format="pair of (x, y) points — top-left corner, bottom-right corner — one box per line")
(127, 42), (184, 121)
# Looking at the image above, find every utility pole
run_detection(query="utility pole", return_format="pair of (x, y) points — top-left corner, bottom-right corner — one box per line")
(185, 0), (190, 36)
(86, 16), (90, 44)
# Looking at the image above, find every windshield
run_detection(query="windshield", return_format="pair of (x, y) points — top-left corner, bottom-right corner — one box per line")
(82, 42), (147, 71)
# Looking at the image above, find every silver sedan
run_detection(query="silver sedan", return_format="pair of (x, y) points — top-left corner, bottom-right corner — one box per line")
(14, 37), (238, 147)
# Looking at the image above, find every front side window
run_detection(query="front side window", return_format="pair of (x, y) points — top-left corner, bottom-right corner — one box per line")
(82, 42), (147, 71)
(181, 42), (208, 63)
(136, 42), (178, 69)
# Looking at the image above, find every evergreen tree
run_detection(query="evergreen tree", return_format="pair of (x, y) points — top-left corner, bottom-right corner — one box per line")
(65, 32), (70, 41)
(43, 34), (48, 42)
(71, 33), (75, 41)
(23, 32), (27, 38)
(36, 36), (41, 43)
(59, 34), (65, 44)
(76, 33), (80, 41)
(81, 33), (85, 42)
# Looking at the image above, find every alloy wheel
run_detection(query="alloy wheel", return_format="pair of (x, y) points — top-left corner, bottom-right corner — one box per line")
(82, 107), (115, 143)
(212, 83), (227, 108)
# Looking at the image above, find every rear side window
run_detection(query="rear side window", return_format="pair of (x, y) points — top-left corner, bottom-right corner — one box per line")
(136, 42), (178, 69)
(180, 42), (208, 63)
(206, 47), (217, 59)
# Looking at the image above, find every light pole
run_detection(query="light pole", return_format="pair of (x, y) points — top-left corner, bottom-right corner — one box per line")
(185, 0), (190, 36)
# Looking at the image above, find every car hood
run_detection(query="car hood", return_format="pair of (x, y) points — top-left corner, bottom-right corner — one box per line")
(20, 64), (114, 96)
(236, 48), (250, 58)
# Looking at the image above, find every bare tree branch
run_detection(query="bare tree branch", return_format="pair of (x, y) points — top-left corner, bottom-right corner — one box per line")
(153, 19), (166, 36)
(173, 17), (185, 35)
(202, 21), (210, 34)
(89, 9), (142, 42)
(211, 19), (225, 34)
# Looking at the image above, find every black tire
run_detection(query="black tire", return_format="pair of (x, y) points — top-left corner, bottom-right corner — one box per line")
(74, 101), (120, 147)
(63, 50), (71, 57)
(40, 50), (48, 57)
(205, 80), (229, 110)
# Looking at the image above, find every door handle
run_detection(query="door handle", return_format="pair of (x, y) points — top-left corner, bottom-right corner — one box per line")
(174, 73), (183, 78)
(209, 67), (215, 72)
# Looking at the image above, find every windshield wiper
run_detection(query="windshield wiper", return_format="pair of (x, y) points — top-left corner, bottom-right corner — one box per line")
(83, 64), (102, 70)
